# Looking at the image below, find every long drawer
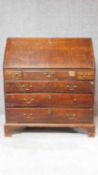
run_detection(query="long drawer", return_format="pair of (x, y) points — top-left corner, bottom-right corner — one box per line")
(5, 81), (94, 93)
(5, 94), (94, 107)
(6, 108), (93, 124)
(4, 69), (95, 81)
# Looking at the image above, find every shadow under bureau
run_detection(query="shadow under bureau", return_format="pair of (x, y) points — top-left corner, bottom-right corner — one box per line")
(3, 38), (96, 137)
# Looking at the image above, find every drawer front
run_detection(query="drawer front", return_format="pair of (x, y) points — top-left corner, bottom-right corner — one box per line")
(6, 108), (93, 124)
(5, 81), (94, 93)
(6, 94), (94, 107)
(4, 70), (95, 81)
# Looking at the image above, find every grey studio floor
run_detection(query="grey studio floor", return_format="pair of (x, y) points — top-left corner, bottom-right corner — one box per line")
(0, 117), (98, 175)
(0, 0), (98, 175)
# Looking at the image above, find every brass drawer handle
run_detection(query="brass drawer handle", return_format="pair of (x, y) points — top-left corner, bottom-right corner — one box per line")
(25, 86), (33, 90)
(23, 98), (34, 103)
(65, 114), (76, 119)
(23, 113), (32, 115)
(15, 73), (20, 76)
(66, 84), (74, 91)
(21, 84), (33, 89)
(21, 84), (26, 88)
(69, 115), (76, 120)
(23, 113), (32, 119)
(44, 72), (54, 78)
(66, 84), (78, 89)
(47, 74), (52, 78)
(66, 84), (70, 88)
(25, 88), (30, 91)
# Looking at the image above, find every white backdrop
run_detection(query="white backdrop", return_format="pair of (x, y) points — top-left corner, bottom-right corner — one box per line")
(0, 1), (98, 175)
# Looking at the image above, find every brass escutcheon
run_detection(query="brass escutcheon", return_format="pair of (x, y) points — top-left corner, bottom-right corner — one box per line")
(48, 109), (52, 115)
(73, 98), (77, 102)
(48, 95), (52, 100)
(69, 71), (75, 77)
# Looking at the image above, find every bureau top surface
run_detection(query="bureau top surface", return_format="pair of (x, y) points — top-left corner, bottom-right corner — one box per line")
(4, 38), (95, 69)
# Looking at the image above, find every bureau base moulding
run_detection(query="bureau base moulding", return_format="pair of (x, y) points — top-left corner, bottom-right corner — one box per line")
(4, 123), (95, 137)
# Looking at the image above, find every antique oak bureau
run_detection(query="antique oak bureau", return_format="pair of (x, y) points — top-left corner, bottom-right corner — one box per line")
(3, 38), (96, 137)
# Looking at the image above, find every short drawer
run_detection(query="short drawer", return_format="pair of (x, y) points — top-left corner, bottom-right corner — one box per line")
(5, 81), (94, 93)
(76, 70), (95, 80)
(5, 94), (94, 108)
(6, 108), (93, 124)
